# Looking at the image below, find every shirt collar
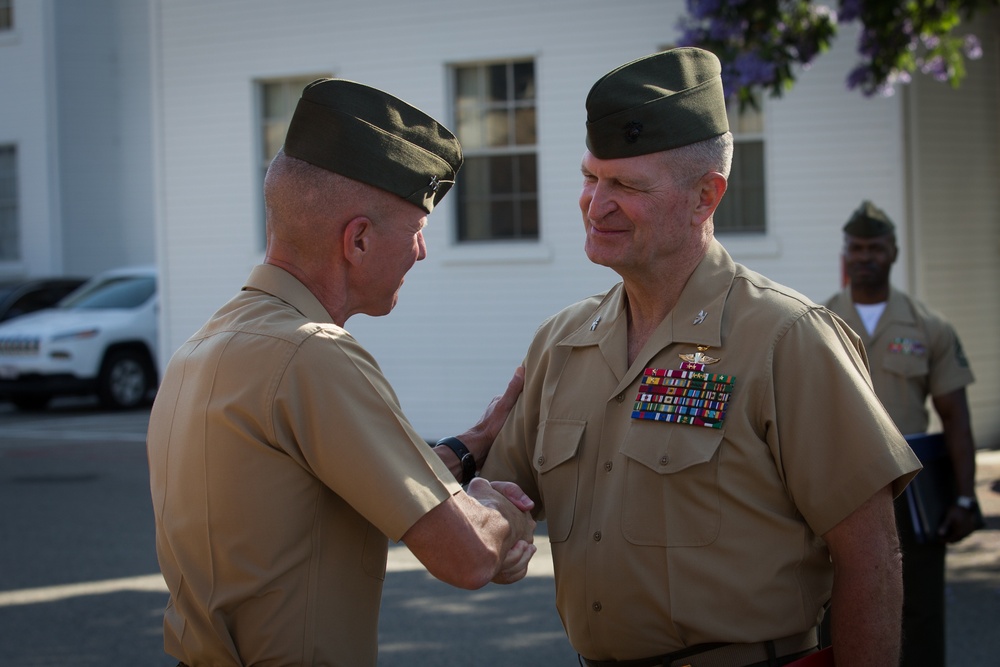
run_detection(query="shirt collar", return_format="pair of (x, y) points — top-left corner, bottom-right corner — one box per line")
(556, 239), (734, 380)
(243, 264), (335, 324)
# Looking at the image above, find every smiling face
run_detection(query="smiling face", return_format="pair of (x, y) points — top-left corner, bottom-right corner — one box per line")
(579, 150), (700, 281)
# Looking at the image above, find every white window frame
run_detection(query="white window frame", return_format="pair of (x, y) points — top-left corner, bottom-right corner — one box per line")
(450, 59), (539, 244)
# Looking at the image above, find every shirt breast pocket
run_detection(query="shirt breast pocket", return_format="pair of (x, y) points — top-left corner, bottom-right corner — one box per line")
(533, 418), (586, 543)
(621, 421), (724, 547)
(883, 352), (929, 378)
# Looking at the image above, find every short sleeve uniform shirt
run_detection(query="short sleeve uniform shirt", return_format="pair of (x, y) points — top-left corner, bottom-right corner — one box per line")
(147, 265), (460, 667)
(825, 287), (974, 435)
(482, 240), (920, 661)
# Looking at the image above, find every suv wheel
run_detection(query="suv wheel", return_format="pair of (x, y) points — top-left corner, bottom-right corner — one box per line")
(98, 349), (152, 410)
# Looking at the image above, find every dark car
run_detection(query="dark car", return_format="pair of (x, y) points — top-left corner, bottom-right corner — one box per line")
(0, 277), (88, 323)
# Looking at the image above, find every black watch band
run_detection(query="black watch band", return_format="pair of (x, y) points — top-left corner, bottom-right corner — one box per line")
(437, 436), (477, 486)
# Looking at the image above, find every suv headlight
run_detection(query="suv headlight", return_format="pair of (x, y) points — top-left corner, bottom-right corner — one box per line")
(51, 328), (101, 342)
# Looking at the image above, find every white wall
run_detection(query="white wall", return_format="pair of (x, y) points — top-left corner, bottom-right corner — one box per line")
(54, 0), (155, 276)
(908, 10), (1000, 447)
(0, 0), (62, 277)
(153, 0), (993, 442)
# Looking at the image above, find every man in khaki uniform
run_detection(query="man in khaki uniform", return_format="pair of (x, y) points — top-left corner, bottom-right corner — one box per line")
(482, 48), (921, 667)
(147, 79), (536, 667)
(825, 201), (979, 667)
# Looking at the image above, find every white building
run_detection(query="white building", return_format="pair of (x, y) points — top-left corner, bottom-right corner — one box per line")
(3, 0), (998, 448)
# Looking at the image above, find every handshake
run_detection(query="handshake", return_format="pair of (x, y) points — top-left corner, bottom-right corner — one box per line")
(465, 477), (537, 585)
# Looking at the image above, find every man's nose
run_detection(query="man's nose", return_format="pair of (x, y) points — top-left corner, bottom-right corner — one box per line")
(417, 231), (427, 261)
(584, 182), (616, 220)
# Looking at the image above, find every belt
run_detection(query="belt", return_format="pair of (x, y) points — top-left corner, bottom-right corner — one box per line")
(580, 628), (818, 667)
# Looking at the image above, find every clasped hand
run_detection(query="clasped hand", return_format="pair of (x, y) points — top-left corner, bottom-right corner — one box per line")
(466, 477), (537, 584)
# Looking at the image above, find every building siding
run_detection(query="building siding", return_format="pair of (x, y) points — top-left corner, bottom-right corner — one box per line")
(4, 2), (994, 442)
(908, 11), (1000, 445)
(147, 0), (1000, 447)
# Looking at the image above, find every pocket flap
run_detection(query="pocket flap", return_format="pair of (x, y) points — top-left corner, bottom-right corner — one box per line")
(533, 419), (586, 474)
(621, 421), (724, 474)
(883, 350), (929, 378)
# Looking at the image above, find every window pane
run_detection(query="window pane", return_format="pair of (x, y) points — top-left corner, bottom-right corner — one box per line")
(0, 0), (12, 30)
(0, 146), (18, 261)
(728, 102), (763, 134)
(488, 64), (508, 102)
(456, 104), (484, 149)
(485, 109), (509, 147)
(514, 107), (536, 145)
(460, 200), (491, 240)
(264, 121), (287, 160)
(518, 154), (537, 193)
(491, 201), (516, 238)
(520, 199), (539, 237)
(261, 77), (316, 161)
(258, 76), (325, 249)
(456, 67), (480, 105)
(513, 62), (535, 100)
(263, 84), (289, 119)
(715, 140), (765, 233)
(462, 156), (491, 200)
(490, 155), (513, 194)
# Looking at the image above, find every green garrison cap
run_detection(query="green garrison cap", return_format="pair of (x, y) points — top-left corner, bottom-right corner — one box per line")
(283, 79), (463, 214)
(585, 47), (730, 159)
(844, 200), (896, 237)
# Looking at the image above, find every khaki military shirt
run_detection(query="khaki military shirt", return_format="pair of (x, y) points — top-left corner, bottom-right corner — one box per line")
(148, 264), (460, 667)
(482, 240), (920, 661)
(825, 287), (974, 435)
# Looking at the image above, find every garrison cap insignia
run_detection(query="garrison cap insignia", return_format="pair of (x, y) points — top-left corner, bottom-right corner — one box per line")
(624, 121), (643, 144)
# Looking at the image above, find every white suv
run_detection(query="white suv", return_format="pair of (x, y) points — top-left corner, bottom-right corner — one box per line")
(0, 266), (159, 411)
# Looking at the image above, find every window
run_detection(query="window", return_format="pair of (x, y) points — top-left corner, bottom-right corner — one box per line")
(257, 75), (326, 245)
(0, 0), (12, 31)
(452, 60), (538, 242)
(714, 102), (766, 234)
(0, 145), (19, 261)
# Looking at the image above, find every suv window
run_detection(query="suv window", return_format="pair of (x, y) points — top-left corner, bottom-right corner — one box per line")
(60, 276), (156, 310)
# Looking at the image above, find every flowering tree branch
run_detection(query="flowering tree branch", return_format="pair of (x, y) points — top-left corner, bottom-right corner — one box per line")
(677, 0), (996, 109)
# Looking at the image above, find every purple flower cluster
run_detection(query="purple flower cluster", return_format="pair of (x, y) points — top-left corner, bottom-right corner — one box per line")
(679, 0), (991, 103)
(837, 0), (863, 23)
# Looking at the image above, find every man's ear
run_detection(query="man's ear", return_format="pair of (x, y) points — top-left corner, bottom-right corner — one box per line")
(694, 172), (728, 225)
(342, 216), (372, 266)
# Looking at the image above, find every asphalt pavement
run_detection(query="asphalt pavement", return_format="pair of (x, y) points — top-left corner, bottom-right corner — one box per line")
(1, 400), (997, 665)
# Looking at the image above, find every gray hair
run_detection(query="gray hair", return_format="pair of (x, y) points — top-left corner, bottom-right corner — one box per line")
(663, 132), (734, 187)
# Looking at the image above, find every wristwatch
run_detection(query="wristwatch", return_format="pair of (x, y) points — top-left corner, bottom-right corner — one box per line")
(437, 436), (477, 486)
(955, 495), (979, 511)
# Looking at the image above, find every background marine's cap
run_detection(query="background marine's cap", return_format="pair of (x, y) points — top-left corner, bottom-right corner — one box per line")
(283, 79), (463, 214)
(585, 47), (730, 159)
(844, 200), (896, 237)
